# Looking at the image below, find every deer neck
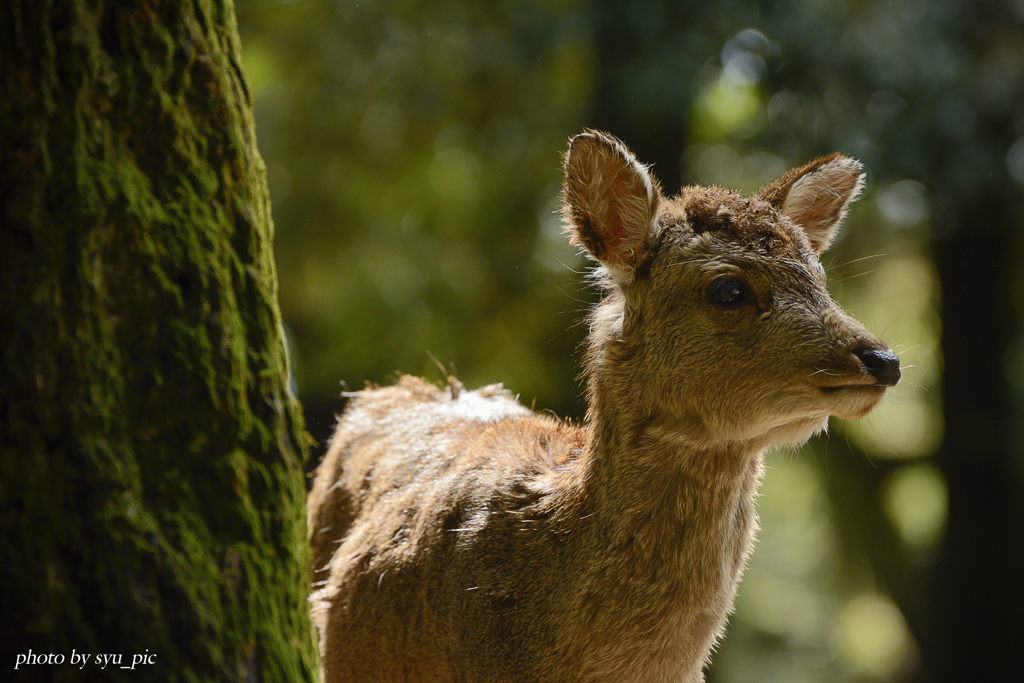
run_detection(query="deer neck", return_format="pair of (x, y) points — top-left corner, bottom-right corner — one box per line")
(575, 366), (767, 574)
(545, 370), (765, 678)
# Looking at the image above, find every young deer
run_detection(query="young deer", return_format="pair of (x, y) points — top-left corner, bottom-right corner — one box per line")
(308, 130), (900, 683)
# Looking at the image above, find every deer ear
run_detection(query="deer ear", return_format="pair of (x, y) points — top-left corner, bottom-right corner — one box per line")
(562, 130), (661, 284)
(760, 153), (865, 254)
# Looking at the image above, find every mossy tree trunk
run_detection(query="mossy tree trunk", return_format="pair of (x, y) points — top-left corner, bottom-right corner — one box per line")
(1, 1), (319, 680)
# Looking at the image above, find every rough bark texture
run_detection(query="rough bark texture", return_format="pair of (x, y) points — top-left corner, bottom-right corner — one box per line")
(1, 1), (319, 681)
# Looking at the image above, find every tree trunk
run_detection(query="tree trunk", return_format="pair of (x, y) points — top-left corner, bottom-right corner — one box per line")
(926, 193), (1024, 682)
(0, 1), (319, 681)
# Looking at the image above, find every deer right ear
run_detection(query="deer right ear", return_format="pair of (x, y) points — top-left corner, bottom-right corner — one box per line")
(760, 153), (865, 255)
(562, 130), (661, 284)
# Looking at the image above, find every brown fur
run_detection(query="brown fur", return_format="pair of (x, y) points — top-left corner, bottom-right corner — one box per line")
(308, 131), (899, 683)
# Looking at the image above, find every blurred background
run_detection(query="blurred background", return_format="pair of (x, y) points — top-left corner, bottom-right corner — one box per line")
(235, 1), (1024, 681)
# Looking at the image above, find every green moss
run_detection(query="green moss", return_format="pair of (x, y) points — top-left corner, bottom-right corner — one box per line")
(1, 1), (319, 680)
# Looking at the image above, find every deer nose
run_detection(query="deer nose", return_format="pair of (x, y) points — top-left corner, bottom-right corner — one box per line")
(854, 346), (901, 387)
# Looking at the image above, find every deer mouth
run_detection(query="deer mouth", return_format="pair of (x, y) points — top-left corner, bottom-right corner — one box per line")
(808, 378), (889, 420)
(807, 347), (901, 394)
(812, 382), (888, 395)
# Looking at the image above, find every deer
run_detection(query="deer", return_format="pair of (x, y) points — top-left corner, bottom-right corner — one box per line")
(307, 130), (901, 683)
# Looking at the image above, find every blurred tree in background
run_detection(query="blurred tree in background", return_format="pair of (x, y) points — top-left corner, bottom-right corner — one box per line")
(236, 0), (1024, 681)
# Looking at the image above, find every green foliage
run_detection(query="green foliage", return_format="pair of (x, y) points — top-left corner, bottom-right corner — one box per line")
(237, 0), (597, 424)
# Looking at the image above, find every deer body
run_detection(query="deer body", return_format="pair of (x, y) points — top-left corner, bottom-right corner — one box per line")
(308, 131), (900, 683)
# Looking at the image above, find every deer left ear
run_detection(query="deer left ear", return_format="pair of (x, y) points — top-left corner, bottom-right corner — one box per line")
(562, 130), (661, 284)
(760, 153), (865, 254)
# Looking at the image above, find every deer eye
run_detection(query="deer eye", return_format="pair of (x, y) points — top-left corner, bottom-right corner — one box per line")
(707, 277), (749, 308)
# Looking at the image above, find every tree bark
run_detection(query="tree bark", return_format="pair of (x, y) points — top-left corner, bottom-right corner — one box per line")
(1, 1), (319, 681)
